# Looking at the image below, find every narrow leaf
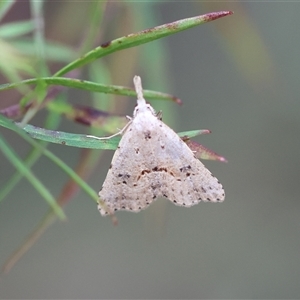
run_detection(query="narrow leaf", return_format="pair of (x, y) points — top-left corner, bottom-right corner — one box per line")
(11, 39), (76, 62)
(182, 136), (227, 162)
(0, 0), (15, 21)
(0, 20), (35, 38)
(178, 129), (211, 139)
(0, 133), (66, 219)
(0, 77), (182, 104)
(1, 117), (222, 160)
(54, 11), (233, 77)
(0, 114), (100, 203)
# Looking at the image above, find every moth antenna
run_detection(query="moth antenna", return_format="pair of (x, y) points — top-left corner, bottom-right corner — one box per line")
(133, 75), (146, 107)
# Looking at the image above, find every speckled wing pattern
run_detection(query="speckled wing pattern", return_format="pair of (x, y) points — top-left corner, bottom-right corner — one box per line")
(98, 104), (224, 216)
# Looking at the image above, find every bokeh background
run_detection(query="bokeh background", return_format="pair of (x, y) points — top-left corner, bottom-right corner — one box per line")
(1, 1), (300, 299)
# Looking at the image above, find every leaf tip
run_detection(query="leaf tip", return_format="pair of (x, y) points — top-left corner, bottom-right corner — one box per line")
(204, 10), (234, 22)
(218, 156), (228, 163)
(174, 96), (183, 105)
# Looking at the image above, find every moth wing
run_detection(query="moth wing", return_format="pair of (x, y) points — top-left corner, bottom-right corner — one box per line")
(98, 112), (224, 215)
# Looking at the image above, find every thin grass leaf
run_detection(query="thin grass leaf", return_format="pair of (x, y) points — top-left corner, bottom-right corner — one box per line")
(11, 39), (76, 62)
(0, 132), (66, 220)
(179, 130), (226, 161)
(79, 1), (106, 54)
(0, 39), (36, 92)
(0, 143), (45, 203)
(1, 116), (216, 154)
(0, 114), (100, 203)
(0, 98), (63, 203)
(30, 0), (49, 76)
(18, 122), (121, 150)
(182, 137), (227, 162)
(19, 79), (48, 125)
(0, 77), (182, 104)
(0, 71), (80, 120)
(0, 20), (35, 38)
(54, 11), (233, 77)
(0, 0), (15, 21)
(177, 129), (211, 139)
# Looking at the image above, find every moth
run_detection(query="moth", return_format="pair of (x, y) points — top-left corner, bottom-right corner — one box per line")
(98, 76), (224, 215)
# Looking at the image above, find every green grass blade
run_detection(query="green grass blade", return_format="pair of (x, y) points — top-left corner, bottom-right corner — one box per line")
(19, 122), (120, 150)
(0, 114), (99, 202)
(11, 39), (76, 62)
(0, 0), (15, 21)
(1, 116), (208, 151)
(30, 0), (48, 76)
(54, 11), (233, 77)
(0, 20), (35, 38)
(0, 133), (66, 220)
(0, 77), (181, 103)
(0, 144), (44, 203)
(0, 97), (63, 203)
(177, 130), (211, 138)
(79, 1), (106, 54)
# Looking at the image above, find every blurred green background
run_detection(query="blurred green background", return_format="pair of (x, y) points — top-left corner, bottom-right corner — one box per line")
(1, 1), (300, 299)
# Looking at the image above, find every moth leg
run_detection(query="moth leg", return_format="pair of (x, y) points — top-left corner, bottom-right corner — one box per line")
(86, 119), (132, 140)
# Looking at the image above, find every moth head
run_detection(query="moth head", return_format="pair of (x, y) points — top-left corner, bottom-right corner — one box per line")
(133, 102), (156, 117)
